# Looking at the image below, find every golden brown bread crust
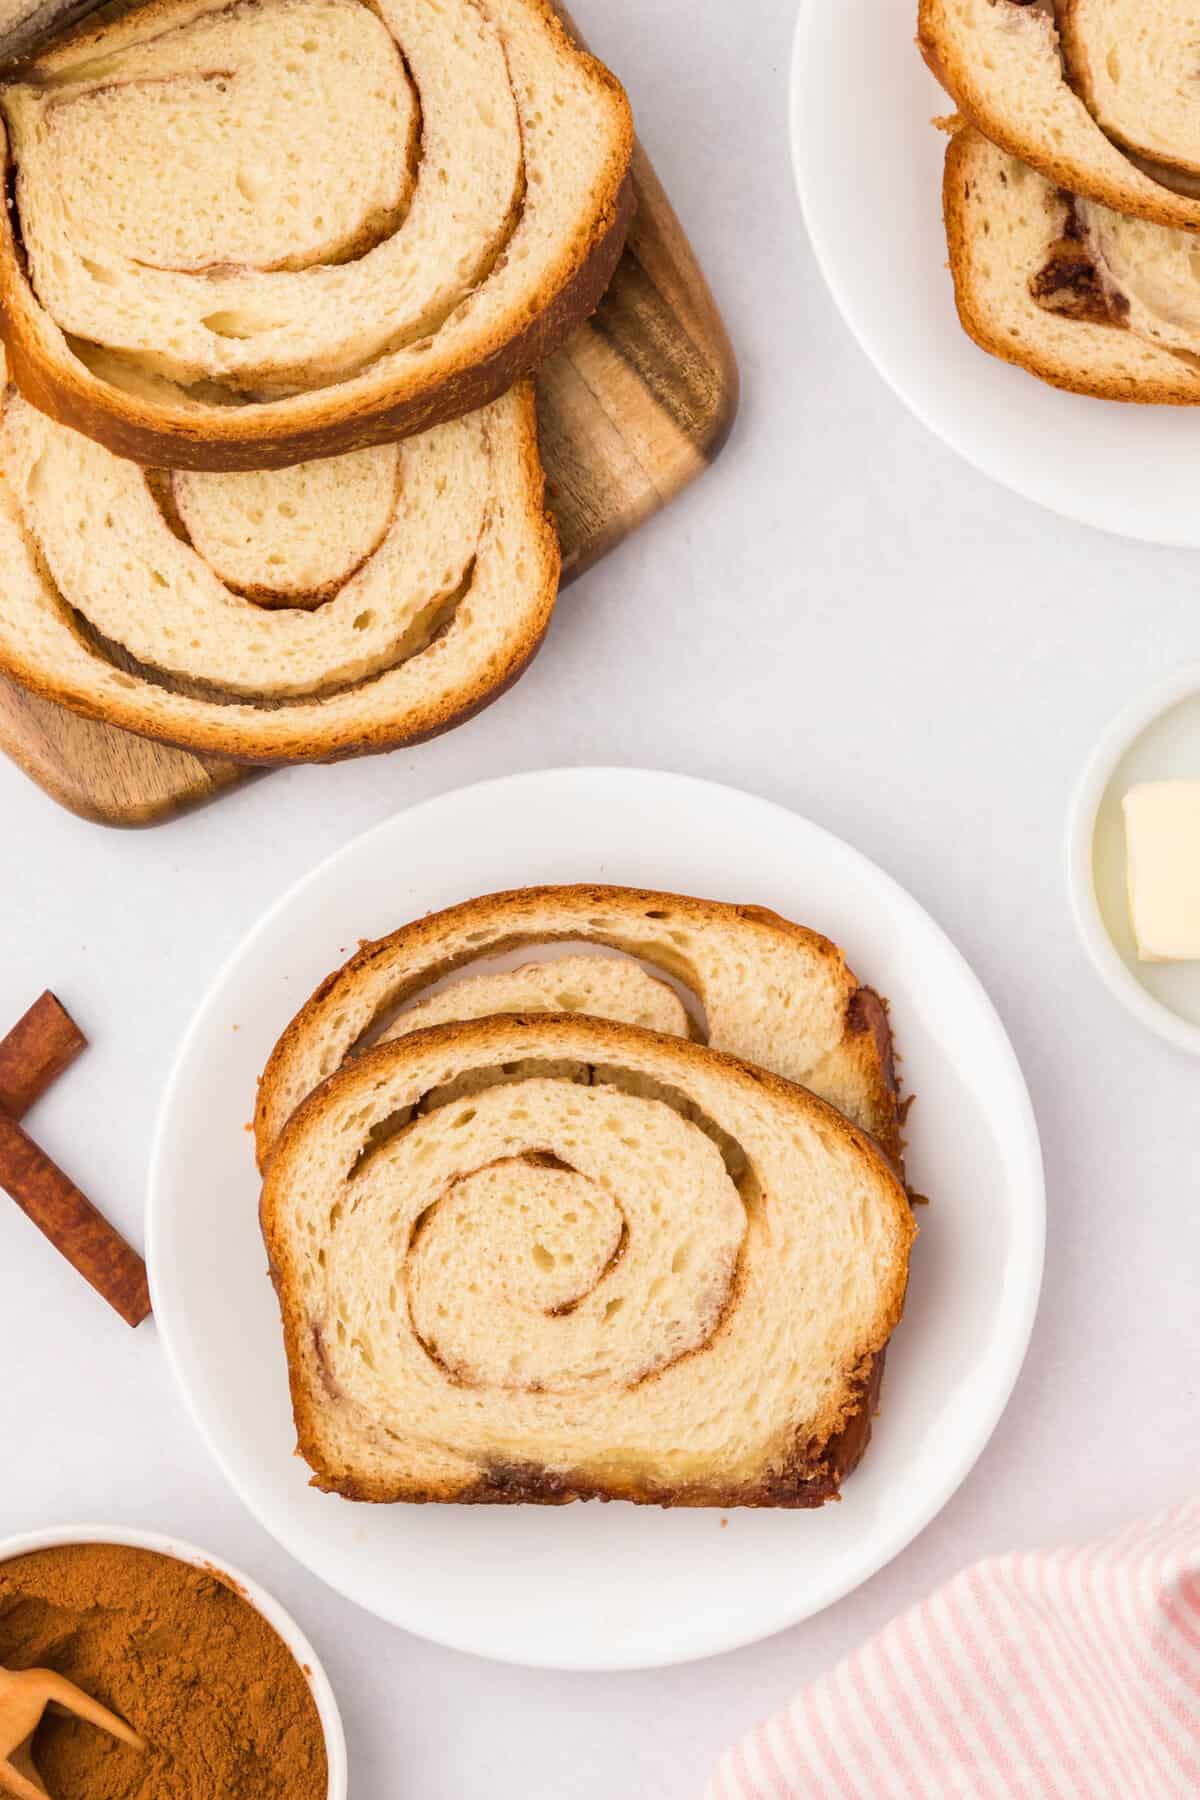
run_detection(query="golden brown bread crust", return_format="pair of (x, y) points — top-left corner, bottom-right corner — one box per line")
(260, 1012), (914, 1506)
(943, 127), (1200, 405)
(2, 603), (557, 763)
(253, 883), (907, 1171)
(324, 1353), (887, 1507)
(919, 0), (1200, 231)
(0, 0), (636, 469)
(838, 984), (904, 1171)
(0, 379), (565, 762)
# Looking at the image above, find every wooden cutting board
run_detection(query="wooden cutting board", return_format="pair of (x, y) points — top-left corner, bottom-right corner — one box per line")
(0, 145), (737, 827)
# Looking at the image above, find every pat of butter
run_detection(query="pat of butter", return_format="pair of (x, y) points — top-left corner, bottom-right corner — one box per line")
(1123, 780), (1200, 962)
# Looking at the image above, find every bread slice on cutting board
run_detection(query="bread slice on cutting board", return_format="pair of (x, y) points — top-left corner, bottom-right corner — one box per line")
(0, 359), (562, 761)
(261, 1012), (915, 1506)
(0, 0), (634, 470)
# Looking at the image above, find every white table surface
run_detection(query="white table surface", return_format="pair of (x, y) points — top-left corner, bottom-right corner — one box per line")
(2, 1), (1198, 1794)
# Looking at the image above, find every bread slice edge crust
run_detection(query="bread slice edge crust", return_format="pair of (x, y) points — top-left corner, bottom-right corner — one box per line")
(321, 1349), (890, 1508)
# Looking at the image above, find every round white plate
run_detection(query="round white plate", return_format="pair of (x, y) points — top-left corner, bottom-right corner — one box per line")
(1067, 664), (1200, 1053)
(148, 768), (1044, 1671)
(791, 1), (1200, 546)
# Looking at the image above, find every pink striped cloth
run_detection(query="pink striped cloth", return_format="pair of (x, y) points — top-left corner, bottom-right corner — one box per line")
(708, 1499), (1200, 1799)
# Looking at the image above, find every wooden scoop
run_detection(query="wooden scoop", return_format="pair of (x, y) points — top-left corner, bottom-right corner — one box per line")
(0, 1666), (144, 1800)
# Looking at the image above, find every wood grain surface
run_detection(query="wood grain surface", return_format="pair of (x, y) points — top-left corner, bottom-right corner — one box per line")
(0, 141), (737, 827)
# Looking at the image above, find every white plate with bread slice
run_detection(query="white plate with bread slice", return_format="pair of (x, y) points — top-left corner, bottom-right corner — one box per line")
(791, 0), (1200, 546)
(148, 768), (1043, 1670)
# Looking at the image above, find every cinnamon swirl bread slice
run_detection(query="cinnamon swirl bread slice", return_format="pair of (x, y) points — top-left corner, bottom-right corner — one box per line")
(254, 885), (903, 1170)
(0, 365), (561, 761)
(261, 1013), (915, 1506)
(945, 127), (1200, 402)
(0, 0), (634, 469)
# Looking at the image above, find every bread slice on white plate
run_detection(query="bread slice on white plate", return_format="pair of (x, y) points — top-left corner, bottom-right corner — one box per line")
(260, 1012), (916, 1506)
(254, 883), (904, 1170)
(919, 0), (1200, 230)
(944, 127), (1200, 403)
(0, 0), (634, 470)
(0, 360), (562, 761)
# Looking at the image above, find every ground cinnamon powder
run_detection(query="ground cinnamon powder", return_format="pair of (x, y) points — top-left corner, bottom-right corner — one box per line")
(0, 1543), (328, 1799)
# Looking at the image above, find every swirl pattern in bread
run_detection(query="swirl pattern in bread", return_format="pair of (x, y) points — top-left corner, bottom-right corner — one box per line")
(261, 1013), (915, 1505)
(920, 0), (1200, 231)
(0, 0), (634, 468)
(1057, 0), (1200, 179)
(254, 884), (904, 1170)
(0, 367), (561, 761)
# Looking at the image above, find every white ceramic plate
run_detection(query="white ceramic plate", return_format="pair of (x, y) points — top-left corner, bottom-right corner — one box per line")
(0, 1524), (347, 1798)
(791, 0), (1200, 546)
(148, 768), (1044, 1671)
(1067, 665), (1200, 1053)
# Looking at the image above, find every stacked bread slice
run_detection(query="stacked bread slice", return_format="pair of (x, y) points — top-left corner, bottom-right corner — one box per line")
(0, 0), (634, 762)
(256, 885), (915, 1508)
(922, 0), (1200, 401)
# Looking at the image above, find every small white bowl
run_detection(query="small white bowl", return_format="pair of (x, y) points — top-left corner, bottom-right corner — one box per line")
(1067, 664), (1200, 1055)
(0, 1524), (347, 1798)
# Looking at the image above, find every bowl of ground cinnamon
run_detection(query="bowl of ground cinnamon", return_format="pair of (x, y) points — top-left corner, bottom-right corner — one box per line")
(0, 1526), (346, 1799)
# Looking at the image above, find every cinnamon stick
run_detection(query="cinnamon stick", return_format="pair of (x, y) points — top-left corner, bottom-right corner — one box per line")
(0, 994), (150, 1328)
(0, 991), (86, 1118)
(0, 1110), (151, 1328)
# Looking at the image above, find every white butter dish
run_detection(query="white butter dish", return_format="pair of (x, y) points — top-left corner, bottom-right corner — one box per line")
(1068, 666), (1200, 1054)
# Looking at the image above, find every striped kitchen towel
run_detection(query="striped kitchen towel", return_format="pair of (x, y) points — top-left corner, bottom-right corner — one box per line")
(708, 1499), (1200, 1799)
